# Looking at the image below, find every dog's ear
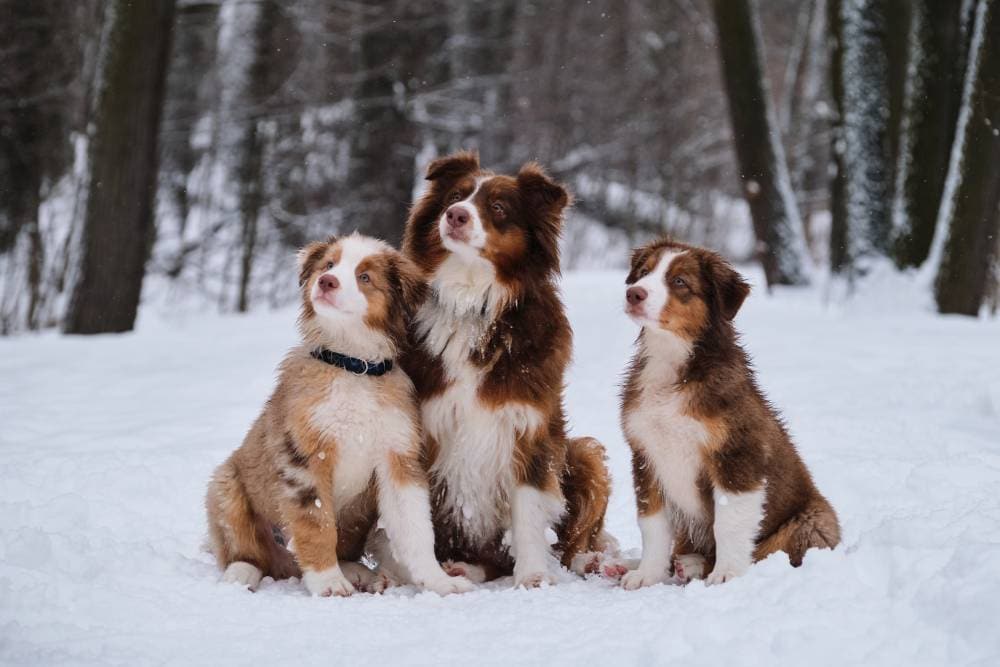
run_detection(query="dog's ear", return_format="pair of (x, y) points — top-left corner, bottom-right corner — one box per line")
(297, 237), (334, 287)
(626, 244), (657, 285)
(425, 151), (480, 182)
(517, 162), (570, 271)
(389, 253), (428, 318)
(517, 162), (570, 214)
(705, 253), (750, 320)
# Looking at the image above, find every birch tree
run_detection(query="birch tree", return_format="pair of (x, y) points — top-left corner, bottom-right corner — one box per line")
(828, 0), (892, 281)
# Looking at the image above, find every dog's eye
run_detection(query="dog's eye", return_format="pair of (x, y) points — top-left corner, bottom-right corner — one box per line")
(358, 273), (370, 284)
(326, 261), (334, 270)
(448, 192), (462, 203)
(491, 202), (505, 215)
(638, 268), (649, 279)
(672, 276), (687, 288)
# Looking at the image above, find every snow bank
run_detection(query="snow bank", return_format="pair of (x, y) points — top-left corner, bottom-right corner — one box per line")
(2, 270), (999, 665)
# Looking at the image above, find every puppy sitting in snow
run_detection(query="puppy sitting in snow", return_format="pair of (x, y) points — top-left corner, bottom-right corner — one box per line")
(620, 238), (840, 588)
(205, 233), (473, 597)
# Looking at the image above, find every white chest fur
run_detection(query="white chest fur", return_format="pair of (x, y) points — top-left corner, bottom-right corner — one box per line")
(416, 261), (542, 543)
(623, 332), (708, 523)
(308, 373), (414, 510)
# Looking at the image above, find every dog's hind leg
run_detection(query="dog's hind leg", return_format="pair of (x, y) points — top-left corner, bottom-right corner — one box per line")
(206, 459), (274, 590)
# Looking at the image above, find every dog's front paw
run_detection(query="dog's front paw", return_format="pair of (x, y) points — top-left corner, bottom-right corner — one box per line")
(421, 573), (475, 595)
(222, 561), (263, 590)
(513, 567), (558, 589)
(673, 554), (707, 583)
(442, 560), (488, 584)
(570, 551), (630, 580)
(340, 561), (388, 594)
(704, 562), (747, 586)
(302, 566), (356, 597)
(621, 567), (669, 590)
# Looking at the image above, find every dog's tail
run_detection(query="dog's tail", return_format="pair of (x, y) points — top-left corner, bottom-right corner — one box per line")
(754, 494), (841, 566)
(556, 436), (616, 568)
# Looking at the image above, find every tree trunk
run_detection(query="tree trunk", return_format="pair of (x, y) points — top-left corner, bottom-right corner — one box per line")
(234, 0), (287, 313)
(345, 2), (447, 247)
(711, 0), (811, 287)
(159, 1), (220, 253)
(883, 0), (911, 201)
(452, 0), (519, 170)
(827, 0), (849, 274)
(0, 0), (94, 333)
(934, 0), (1000, 316)
(828, 0), (893, 282)
(892, 0), (967, 268)
(65, 0), (176, 334)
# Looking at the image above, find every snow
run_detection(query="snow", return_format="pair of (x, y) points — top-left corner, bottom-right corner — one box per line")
(2, 267), (1000, 665)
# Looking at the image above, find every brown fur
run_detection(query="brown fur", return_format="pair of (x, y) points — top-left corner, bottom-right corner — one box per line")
(400, 152), (612, 576)
(621, 238), (840, 578)
(555, 437), (613, 566)
(205, 235), (432, 592)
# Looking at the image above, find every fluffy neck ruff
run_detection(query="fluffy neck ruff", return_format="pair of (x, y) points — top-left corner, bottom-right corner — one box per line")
(427, 252), (514, 322)
(638, 327), (694, 385)
(298, 310), (396, 362)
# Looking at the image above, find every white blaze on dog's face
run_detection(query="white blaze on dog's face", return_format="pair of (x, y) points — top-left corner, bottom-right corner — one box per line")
(307, 234), (387, 319)
(297, 233), (425, 359)
(423, 158), (567, 283)
(624, 239), (751, 344)
(438, 176), (491, 261)
(624, 249), (687, 331)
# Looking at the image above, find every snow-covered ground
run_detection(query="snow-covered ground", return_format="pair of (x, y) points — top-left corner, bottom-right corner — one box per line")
(2, 268), (999, 666)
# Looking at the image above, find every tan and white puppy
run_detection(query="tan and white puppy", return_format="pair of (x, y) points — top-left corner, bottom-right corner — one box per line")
(205, 232), (473, 597)
(620, 238), (840, 588)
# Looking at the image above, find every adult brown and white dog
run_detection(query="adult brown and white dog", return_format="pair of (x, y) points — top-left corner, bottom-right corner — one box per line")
(619, 238), (840, 588)
(205, 233), (473, 597)
(372, 151), (616, 587)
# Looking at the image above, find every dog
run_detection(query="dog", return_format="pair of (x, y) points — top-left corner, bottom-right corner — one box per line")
(205, 232), (473, 597)
(619, 238), (840, 588)
(371, 151), (617, 587)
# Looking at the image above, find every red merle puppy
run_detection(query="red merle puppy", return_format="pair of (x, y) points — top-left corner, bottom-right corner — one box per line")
(619, 238), (840, 588)
(370, 151), (618, 587)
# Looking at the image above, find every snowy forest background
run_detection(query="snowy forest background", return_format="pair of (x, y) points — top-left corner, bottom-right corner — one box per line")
(1, 0), (998, 335)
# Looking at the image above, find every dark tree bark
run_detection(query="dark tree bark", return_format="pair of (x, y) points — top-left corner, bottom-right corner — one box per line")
(159, 1), (220, 253)
(882, 0), (911, 199)
(935, 0), (1000, 316)
(828, 0), (893, 281)
(827, 0), (850, 274)
(65, 0), (176, 334)
(234, 0), (294, 313)
(0, 1), (78, 254)
(451, 0), (519, 170)
(0, 1), (92, 332)
(892, 0), (967, 268)
(345, 2), (449, 247)
(711, 0), (811, 286)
